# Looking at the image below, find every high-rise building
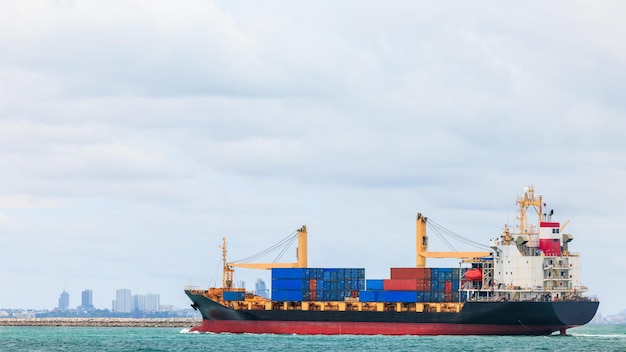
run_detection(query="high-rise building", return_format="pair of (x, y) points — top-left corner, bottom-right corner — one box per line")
(58, 290), (69, 310)
(80, 289), (94, 309)
(133, 293), (160, 312)
(145, 293), (160, 312)
(255, 278), (269, 299)
(112, 289), (132, 313)
(134, 294), (146, 312)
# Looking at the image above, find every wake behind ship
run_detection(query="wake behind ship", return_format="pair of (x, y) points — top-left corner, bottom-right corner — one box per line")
(185, 186), (599, 335)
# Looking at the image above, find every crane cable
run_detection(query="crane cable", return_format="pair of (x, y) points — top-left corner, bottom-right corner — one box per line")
(426, 219), (492, 251)
(229, 230), (298, 264)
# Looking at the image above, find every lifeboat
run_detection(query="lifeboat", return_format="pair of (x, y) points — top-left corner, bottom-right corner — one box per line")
(466, 269), (483, 281)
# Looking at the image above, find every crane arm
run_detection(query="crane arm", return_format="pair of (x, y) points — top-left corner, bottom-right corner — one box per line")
(229, 262), (300, 269)
(419, 251), (491, 259)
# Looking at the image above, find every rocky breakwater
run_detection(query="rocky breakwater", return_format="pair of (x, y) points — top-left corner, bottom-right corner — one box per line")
(0, 318), (202, 327)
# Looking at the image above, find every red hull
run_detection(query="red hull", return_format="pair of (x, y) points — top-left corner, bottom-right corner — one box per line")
(190, 320), (564, 335)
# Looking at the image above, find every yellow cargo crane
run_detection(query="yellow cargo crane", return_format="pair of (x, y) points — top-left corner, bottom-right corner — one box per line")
(228, 225), (308, 269)
(415, 213), (491, 267)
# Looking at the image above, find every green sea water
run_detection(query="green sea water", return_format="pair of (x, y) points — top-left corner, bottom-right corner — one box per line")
(0, 325), (624, 352)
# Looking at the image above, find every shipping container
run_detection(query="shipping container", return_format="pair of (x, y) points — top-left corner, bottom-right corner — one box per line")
(416, 279), (430, 291)
(366, 279), (384, 291)
(390, 267), (430, 280)
(359, 290), (379, 302)
(383, 279), (417, 291)
(223, 291), (245, 301)
(272, 279), (306, 290)
(271, 290), (304, 301)
(381, 290), (417, 303)
(272, 268), (305, 279)
(430, 280), (439, 291)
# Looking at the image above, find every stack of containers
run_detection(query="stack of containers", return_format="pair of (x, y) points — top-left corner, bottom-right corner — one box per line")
(271, 268), (365, 302)
(357, 267), (468, 303)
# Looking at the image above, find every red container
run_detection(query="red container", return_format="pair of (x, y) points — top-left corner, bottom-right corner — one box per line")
(416, 279), (431, 291)
(383, 279), (418, 291)
(309, 291), (316, 301)
(444, 281), (453, 293)
(390, 268), (430, 280)
(310, 279), (317, 290)
(444, 293), (453, 302)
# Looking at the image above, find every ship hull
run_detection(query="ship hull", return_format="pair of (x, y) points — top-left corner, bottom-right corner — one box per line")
(185, 291), (599, 335)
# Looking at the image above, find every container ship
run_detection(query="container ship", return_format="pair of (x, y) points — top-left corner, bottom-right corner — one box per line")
(185, 186), (599, 335)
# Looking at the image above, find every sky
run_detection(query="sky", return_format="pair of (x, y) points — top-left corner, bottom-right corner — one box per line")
(0, 1), (624, 315)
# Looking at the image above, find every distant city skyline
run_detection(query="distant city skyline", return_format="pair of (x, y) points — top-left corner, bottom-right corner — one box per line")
(52, 288), (164, 312)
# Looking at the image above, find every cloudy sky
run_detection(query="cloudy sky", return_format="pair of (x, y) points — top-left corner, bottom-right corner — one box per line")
(1, 1), (624, 315)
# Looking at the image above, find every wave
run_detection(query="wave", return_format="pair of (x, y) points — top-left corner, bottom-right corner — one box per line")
(570, 333), (626, 338)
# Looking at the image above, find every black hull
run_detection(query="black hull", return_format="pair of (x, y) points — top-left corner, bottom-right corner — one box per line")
(185, 291), (599, 335)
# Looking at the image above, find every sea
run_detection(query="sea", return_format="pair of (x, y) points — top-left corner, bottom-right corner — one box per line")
(0, 325), (624, 352)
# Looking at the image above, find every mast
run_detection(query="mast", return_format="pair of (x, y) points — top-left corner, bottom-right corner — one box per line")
(220, 237), (234, 289)
(516, 185), (543, 235)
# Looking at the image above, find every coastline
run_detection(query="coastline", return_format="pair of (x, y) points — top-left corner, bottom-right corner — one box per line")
(0, 318), (201, 327)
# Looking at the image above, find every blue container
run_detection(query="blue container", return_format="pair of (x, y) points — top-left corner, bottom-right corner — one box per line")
(382, 290), (417, 303)
(271, 290), (304, 301)
(302, 268), (311, 279)
(437, 282), (446, 291)
(416, 291), (425, 302)
(452, 281), (460, 291)
(315, 269), (322, 280)
(424, 292), (432, 302)
(317, 280), (325, 291)
(272, 268), (305, 279)
(359, 290), (378, 302)
(366, 279), (384, 291)
(321, 291), (331, 301)
(223, 291), (245, 301)
(272, 279), (306, 290)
